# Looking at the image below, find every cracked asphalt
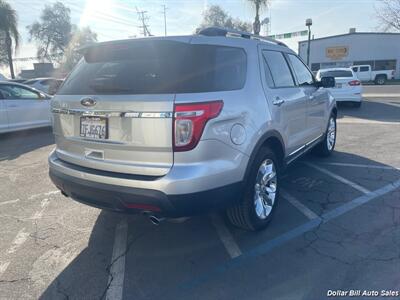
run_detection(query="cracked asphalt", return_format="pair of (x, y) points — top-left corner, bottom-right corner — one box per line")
(0, 92), (399, 300)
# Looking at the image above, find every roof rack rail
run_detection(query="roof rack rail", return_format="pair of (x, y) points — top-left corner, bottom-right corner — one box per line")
(198, 26), (288, 48)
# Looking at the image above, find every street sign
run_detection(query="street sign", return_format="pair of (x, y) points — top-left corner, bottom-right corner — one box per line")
(269, 30), (308, 40)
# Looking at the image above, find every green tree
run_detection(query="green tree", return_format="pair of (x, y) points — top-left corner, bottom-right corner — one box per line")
(196, 5), (252, 33)
(376, 0), (400, 31)
(61, 26), (97, 72)
(247, 0), (271, 35)
(27, 2), (72, 63)
(0, 0), (19, 79)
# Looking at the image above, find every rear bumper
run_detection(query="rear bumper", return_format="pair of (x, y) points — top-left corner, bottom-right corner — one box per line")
(333, 93), (363, 102)
(48, 151), (244, 217)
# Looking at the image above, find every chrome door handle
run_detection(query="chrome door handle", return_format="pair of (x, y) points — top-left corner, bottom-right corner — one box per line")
(272, 98), (285, 106)
(8, 104), (18, 107)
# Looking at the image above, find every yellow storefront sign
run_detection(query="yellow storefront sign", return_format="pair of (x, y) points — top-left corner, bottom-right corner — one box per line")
(326, 46), (349, 60)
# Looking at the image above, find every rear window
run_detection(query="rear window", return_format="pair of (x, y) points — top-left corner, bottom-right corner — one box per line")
(58, 40), (247, 95)
(320, 70), (353, 78)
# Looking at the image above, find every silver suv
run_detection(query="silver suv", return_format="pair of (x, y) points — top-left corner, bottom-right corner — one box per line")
(49, 27), (336, 231)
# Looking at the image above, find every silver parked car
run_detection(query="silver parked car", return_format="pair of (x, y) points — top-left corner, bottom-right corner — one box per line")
(49, 27), (336, 231)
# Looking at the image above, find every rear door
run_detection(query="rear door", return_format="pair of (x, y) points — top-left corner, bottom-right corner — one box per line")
(0, 84), (50, 130)
(286, 54), (327, 142)
(260, 49), (308, 156)
(358, 66), (371, 81)
(53, 38), (193, 176)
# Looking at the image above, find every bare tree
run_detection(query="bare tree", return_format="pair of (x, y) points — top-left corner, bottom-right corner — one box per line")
(376, 0), (400, 31)
(247, 0), (272, 35)
(196, 5), (252, 33)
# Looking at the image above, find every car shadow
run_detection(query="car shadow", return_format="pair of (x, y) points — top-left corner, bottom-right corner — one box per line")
(0, 127), (54, 161)
(336, 99), (400, 123)
(39, 152), (400, 300)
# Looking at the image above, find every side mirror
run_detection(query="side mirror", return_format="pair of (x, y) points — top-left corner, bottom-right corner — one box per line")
(38, 92), (48, 99)
(319, 76), (335, 88)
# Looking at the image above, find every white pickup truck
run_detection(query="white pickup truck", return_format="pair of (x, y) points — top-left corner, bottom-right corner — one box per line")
(351, 65), (395, 85)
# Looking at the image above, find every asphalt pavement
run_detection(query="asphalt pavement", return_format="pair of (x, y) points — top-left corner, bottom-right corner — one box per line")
(0, 86), (399, 300)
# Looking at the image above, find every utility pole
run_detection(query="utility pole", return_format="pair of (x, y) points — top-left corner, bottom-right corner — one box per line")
(136, 7), (151, 37)
(162, 4), (167, 36)
(306, 18), (313, 67)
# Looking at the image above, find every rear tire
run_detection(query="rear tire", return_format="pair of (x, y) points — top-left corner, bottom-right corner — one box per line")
(375, 75), (386, 85)
(227, 147), (280, 231)
(312, 114), (336, 157)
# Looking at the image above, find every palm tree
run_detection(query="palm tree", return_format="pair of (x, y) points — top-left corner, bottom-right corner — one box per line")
(0, 0), (19, 79)
(248, 0), (271, 35)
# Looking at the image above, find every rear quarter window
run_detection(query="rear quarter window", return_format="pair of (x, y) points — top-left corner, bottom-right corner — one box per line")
(58, 41), (247, 95)
(262, 50), (295, 88)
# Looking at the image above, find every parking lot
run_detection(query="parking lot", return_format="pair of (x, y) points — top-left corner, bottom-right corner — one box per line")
(0, 87), (399, 300)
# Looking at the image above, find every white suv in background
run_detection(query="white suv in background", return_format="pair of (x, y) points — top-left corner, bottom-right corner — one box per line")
(49, 27), (337, 231)
(316, 68), (363, 107)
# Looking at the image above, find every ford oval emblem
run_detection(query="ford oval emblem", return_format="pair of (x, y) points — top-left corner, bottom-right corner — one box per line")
(80, 97), (96, 107)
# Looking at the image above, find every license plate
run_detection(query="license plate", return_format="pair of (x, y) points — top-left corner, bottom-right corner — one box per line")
(335, 83), (342, 88)
(80, 116), (108, 139)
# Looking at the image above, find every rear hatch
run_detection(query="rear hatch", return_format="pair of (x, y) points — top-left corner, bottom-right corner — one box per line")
(52, 37), (246, 177)
(52, 38), (191, 176)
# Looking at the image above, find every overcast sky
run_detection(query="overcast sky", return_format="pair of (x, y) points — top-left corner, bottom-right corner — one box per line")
(3, 0), (381, 77)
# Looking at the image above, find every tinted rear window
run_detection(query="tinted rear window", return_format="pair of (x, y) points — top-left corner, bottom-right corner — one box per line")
(320, 70), (353, 78)
(58, 40), (247, 95)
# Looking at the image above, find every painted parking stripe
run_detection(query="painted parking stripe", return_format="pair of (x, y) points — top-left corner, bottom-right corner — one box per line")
(281, 190), (319, 220)
(179, 178), (400, 292)
(211, 214), (242, 259)
(337, 119), (400, 125)
(316, 162), (400, 170)
(0, 199), (20, 206)
(106, 218), (128, 300)
(0, 262), (10, 277)
(7, 228), (29, 254)
(362, 93), (400, 98)
(304, 162), (371, 194)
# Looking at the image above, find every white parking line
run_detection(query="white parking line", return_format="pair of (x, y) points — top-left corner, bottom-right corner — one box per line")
(7, 228), (29, 254)
(211, 214), (242, 259)
(106, 218), (128, 300)
(30, 198), (50, 220)
(28, 190), (60, 200)
(280, 190), (319, 220)
(0, 262), (10, 277)
(0, 199), (20, 206)
(362, 93), (400, 98)
(317, 162), (400, 170)
(337, 119), (400, 125)
(0, 194), (55, 277)
(304, 162), (371, 194)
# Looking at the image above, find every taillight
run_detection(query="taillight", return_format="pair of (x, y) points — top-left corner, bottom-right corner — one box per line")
(173, 101), (223, 152)
(348, 80), (361, 86)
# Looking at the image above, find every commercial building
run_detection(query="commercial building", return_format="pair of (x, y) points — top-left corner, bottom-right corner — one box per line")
(298, 30), (400, 79)
(19, 62), (64, 79)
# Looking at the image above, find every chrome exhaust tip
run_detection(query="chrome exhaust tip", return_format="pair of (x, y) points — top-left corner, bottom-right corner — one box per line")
(148, 215), (165, 226)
